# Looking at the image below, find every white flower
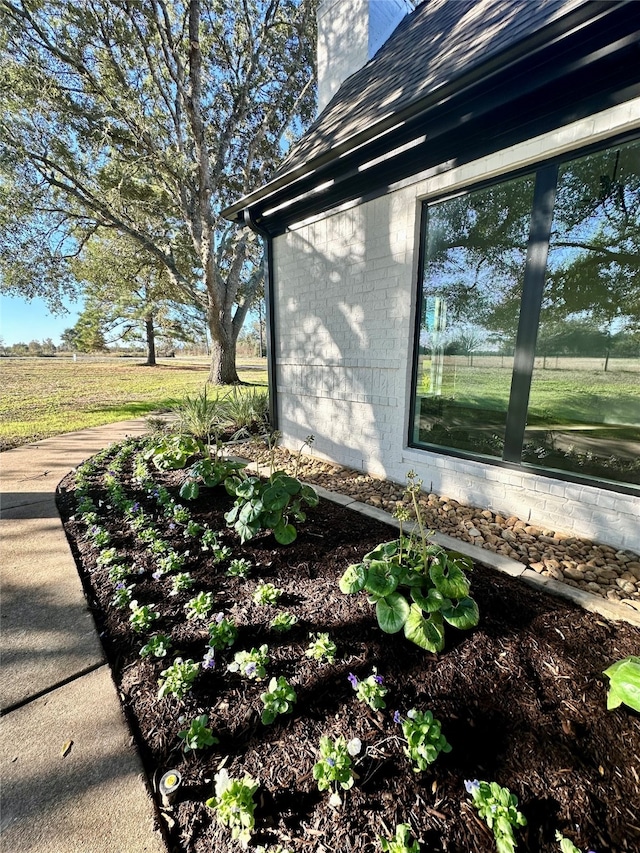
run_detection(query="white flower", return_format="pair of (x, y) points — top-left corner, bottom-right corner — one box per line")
(328, 791), (342, 808)
(347, 737), (362, 756)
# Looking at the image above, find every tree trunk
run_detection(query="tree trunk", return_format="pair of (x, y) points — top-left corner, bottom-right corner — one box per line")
(208, 337), (240, 384)
(145, 315), (156, 366)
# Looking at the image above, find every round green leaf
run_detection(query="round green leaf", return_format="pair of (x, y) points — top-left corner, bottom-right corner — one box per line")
(339, 563), (367, 594)
(262, 485), (290, 511)
(179, 480), (200, 501)
(441, 596), (480, 629)
(376, 592), (410, 633)
(364, 561), (399, 597)
(411, 585), (447, 613)
(429, 559), (470, 599)
(404, 605), (445, 652)
(273, 521), (297, 544)
(300, 484), (319, 506)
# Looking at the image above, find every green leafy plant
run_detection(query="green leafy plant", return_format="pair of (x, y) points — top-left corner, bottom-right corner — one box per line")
(208, 613), (238, 651)
(603, 656), (640, 712)
(555, 832), (589, 853)
(170, 572), (194, 595)
(228, 645), (269, 680)
(96, 546), (118, 566)
(226, 557), (253, 578)
(108, 563), (133, 584)
(224, 470), (318, 545)
(183, 519), (203, 539)
(270, 612), (298, 633)
(465, 780), (527, 853)
(112, 582), (134, 608)
(218, 385), (269, 438)
(379, 823), (420, 853)
(339, 474), (479, 652)
(155, 549), (185, 576)
(140, 634), (172, 658)
(348, 668), (387, 711)
(312, 735), (361, 805)
(180, 458), (246, 501)
(177, 714), (218, 752)
(253, 582), (283, 605)
(185, 591), (215, 621)
(260, 676), (297, 724)
(143, 433), (203, 470)
(397, 708), (451, 772)
(158, 658), (200, 699)
(129, 601), (159, 633)
(206, 768), (260, 848)
(174, 387), (224, 444)
(306, 632), (337, 663)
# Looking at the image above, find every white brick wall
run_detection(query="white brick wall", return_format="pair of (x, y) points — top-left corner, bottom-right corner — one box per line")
(271, 100), (640, 552)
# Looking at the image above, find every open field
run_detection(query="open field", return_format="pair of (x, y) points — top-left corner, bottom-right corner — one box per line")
(0, 356), (267, 450)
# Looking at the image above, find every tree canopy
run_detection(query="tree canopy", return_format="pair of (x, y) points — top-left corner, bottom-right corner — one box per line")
(0, 0), (317, 382)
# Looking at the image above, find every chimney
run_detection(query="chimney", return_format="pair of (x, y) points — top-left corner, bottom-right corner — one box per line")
(316, 0), (413, 115)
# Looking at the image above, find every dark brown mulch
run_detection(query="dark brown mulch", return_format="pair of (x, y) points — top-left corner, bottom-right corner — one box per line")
(56, 448), (640, 853)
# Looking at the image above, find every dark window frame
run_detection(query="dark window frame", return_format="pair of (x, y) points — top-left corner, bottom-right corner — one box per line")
(408, 131), (640, 497)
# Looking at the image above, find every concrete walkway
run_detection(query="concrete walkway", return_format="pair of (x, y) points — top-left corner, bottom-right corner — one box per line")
(1, 421), (166, 853)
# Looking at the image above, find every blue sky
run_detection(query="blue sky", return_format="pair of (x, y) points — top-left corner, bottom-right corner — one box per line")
(0, 294), (83, 346)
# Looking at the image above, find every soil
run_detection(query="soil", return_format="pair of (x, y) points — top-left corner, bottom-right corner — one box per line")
(56, 442), (640, 853)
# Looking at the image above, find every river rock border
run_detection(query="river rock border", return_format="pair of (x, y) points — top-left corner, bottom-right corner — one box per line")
(232, 443), (640, 622)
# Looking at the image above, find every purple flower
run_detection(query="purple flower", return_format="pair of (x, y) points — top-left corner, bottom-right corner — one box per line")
(132, 502), (140, 512)
(347, 673), (358, 688)
(115, 582), (126, 590)
(202, 650), (216, 670)
(152, 570), (162, 580)
(215, 612), (225, 624)
(374, 675), (384, 684)
(245, 662), (257, 677)
(464, 779), (480, 795)
(393, 710), (402, 724)
(168, 523), (176, 530)
(326, 757), (336, 767)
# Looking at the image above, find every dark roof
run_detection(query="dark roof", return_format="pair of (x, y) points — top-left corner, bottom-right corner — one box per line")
(278, 0), (585, 173)
(224, 0), (640, 231)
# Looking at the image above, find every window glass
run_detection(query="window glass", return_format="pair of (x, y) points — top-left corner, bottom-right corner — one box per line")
(524, 142), (640, 485)
(413, 174), (536, 456)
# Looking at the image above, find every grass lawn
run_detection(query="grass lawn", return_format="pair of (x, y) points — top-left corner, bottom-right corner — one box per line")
(0, 356), (267, 450)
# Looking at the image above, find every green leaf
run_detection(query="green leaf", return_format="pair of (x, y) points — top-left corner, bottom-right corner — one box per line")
(603, 656), (640, 712)
(429, 558), (470, 599)
(300, 484), (319, 506)
(364, 561), (399, 597)
(441, 596), (480, 629)
(339, 563), (367, 594)
(224, 505), (240, 524)
(239, 499), (263, 523)
(404, 606), (445, 652)
(262, 485), (290, 511)
(179, 480), (200, 500)
(236, 519), (259, 543)
(273, 520), (297, 545)
(411, 585), (448, 613)
(376, 592), (410, 633)
(272, 474), (302, 495)
(235, 478), (258, 499)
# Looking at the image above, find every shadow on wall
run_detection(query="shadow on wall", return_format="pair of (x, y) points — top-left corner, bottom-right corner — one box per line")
(274, 190), (414, 478)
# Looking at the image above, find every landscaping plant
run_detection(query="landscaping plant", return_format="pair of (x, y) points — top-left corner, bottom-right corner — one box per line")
(379, 823), (420, 853)
(339, 472), (479, 652)
(158, 658), (200, 699)
(465, 779), (527, 853)
(208, 613), (238, 651)
(348, 669), (388, 711)
(260, 676), (297, 724)
(306, 632), (337, 663)
(224, 469), (318, 545)
(312, 735), (361, 806)
(177, 714), (218, 752)
(253, 582), (283, 605)
(206, 768), (260, 848)
(228, 646), (270, 680)
(139, 634), (172, 659)
(603, 656), (640, 712)
(270, 612), (298, 632)
(396, 708), (451, 772)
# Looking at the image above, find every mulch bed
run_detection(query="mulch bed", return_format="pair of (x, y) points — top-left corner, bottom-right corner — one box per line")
(56, 444), (640, 853)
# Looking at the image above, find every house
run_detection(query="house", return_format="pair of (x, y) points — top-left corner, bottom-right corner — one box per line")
(224, 0), (640, 551)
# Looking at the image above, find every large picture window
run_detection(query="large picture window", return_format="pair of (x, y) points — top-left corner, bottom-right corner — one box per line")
(411, 138), (640, 489)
